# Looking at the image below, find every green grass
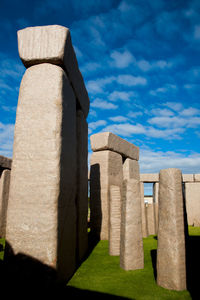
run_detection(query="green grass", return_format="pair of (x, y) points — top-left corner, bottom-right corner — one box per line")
(0, 238), (5, 261)
(68, 227), (200, 299)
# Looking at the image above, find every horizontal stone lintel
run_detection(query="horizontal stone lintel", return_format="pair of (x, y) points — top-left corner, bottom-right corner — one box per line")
(90, 132), (139, 161)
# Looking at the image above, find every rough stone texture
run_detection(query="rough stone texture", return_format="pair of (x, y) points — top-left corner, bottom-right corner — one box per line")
(153, 182), (159, 234)
(0, 169), (10, 237)
(109, 185), (121, 256)
(185, 182), (200, 226)
(146, 203), (156, 235)
(140, 173), (159, 182)
(90, 132), (139, 161)
(17, 25), (89, 117)
(182, 174), (194, 182)
(6, 63), (77, 282)
(90, 150), (123, 240)
(123, 158), (140, 181)
(76, 110), (88, 261)
(0, 155), (12, 170)
(120, 179), (144, 270)
(157, 168), (186, 291)
(194, 174), (200, 182)
(140, 182), (148, 237)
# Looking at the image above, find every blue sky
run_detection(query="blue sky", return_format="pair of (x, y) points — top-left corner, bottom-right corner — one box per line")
(0, 0), (200, 174)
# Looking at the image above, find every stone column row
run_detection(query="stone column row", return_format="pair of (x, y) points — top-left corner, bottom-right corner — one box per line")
(90, 132), (144, 271)
(5, 25), (89, 283)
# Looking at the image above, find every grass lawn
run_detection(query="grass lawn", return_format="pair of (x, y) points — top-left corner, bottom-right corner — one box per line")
(68, 226), (200, 299)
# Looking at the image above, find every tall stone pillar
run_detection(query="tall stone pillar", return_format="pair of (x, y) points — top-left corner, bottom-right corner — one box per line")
(153, 182), (159, 234)
(90, 150), (123, 240)
(140, 182), (148, 237)
(6, 25), (89, 282)
(157, 168), (186, 291)
(120, 179), (144, 270)
(0, 169), (11, 237)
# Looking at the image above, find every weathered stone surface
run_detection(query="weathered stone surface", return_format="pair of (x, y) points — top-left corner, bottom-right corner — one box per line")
(6, 63), (77, 282)
(109, 185), (121, 256)
(147, 203), (156, 235)
(0, 155), (12, 170)
(185, 182), (200, 226)
(194, 174), (200, 182)
(123, 158), (140, 180)
(157, 168), (186, 291)
(153, 182), (159, 234)
(0, 169), (10, 237)
(140, 182), (148, 237)
(182, 174), (194, 182)
(140, 173), (159, 182)
(120, 179), (144, 270)
(76, 110), (88, 261)
(90, 150), (123, 240)
(17, 25), (89, 117)
(90, 132), (139, 161)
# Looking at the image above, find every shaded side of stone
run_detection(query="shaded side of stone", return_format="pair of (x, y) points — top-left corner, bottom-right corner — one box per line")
(0, 169), (11, 237)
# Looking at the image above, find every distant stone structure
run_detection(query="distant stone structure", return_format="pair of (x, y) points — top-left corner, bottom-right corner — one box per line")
(0, 155), (12, 237)
(157, 168), (186, 291)
(5, 25), (89, 282)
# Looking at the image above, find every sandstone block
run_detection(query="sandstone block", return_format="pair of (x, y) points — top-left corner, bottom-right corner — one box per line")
(17, 25), (89, 117)
(6, 63), (77, 282)
(146, 203), (156, 235)
(157, 168), (186, 291)
(153, 182), (159, 234)
(90, 150), (123, 240)
(76, 110), (88, 261)
(194, 174), (200, 182)
(140, 173), (159, 182)
(185, 182), (200, 226)
(182, 174), (194, 182)
(120, 179), (144, 270)
(0, 169), (10, 237)
(0, 155), (12, 170)
(123, 158), (140, 180)
(109, 185), (121, 256)
(90, 132), (139, 161)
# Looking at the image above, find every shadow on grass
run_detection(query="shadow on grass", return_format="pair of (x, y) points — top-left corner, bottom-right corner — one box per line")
(151, 235), (200, 300)
(0, 240), (130, 299)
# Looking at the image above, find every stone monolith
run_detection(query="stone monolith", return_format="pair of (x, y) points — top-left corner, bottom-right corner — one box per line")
(90, 150), (123, 240)
(185, 182), (200, 227)
(140, 182), (148, 237)
(157, 168), (186, 291)
(0, 169), (10, 237)
(120, 179), (144, 270)
(6, 63), (77, 282)
(109, 185), (121, 255)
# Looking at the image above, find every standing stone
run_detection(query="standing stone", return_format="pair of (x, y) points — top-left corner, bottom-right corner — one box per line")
(6, 63), (77, 282)
(109, 185), (121, 255)
(157, 168), (186, 291)
(185, 182), (200, 226)
(120, 179), (144, 270)
(76, 110), (88, 261)
(153, 182), (159, 234)
(0, 169), (11, 237)
(140, 182), (148, 237)
(90, 150), (123, 240)
(147, 201), (156, 235)
(123, 158), (140, 181)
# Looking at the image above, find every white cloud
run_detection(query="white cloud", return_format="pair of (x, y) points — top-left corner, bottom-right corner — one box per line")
(140, 148), (200, 174)
(89, 120), (107, 130)
(0, 122), (14, 158)
(164, 102), (183, 112)
(150, 108), (174, 117)
(108, 91), (136, 102)
(116, 74), (147, 86)
(110, 50), (135, 68)
(102, 123), (146, 137)
(109, 116), (128, 122)
(91, 98), (118, 110)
